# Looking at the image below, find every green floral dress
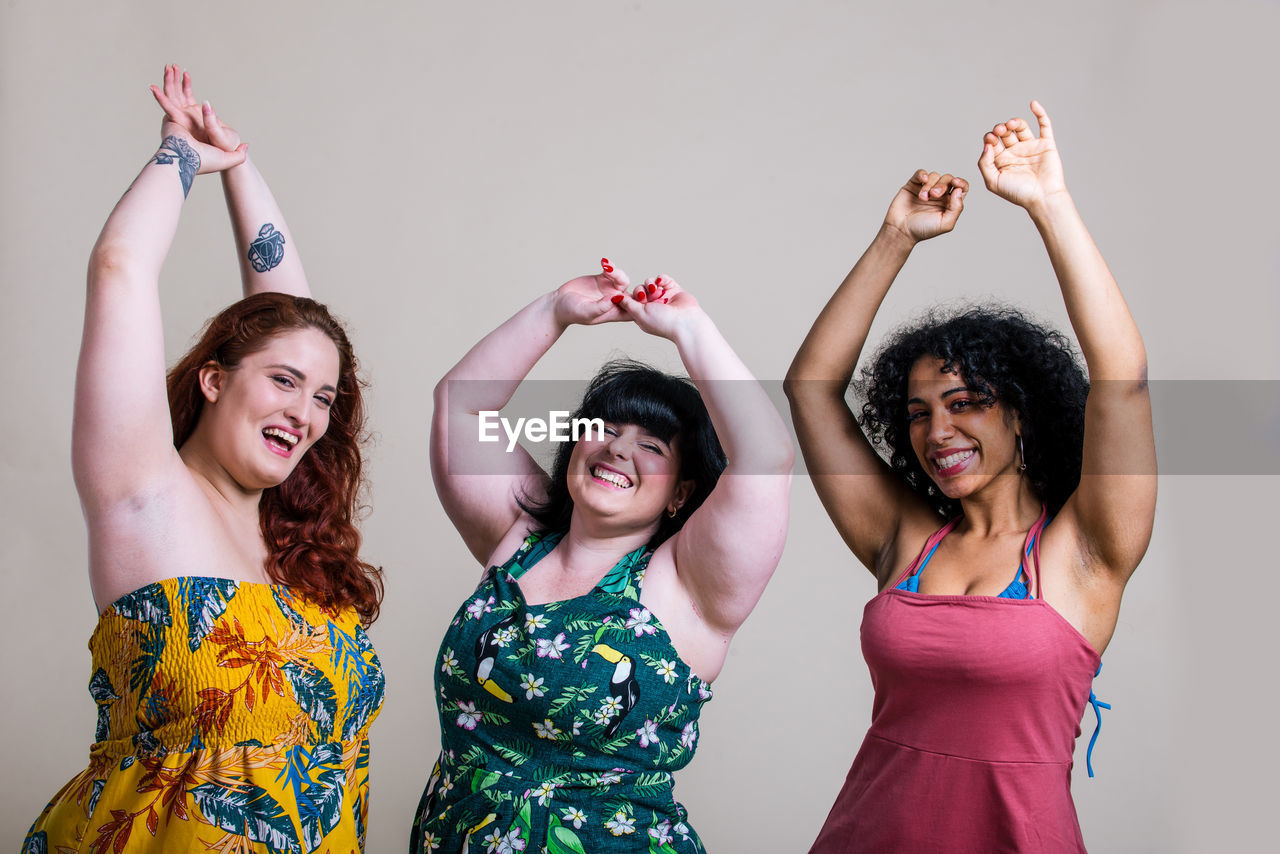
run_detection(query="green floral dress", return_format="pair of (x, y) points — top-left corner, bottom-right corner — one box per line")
(411, 531), (713, 853)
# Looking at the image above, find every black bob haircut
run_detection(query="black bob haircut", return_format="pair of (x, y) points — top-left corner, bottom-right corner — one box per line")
(856, 304), (1089, 518)
(519, 360), (727, 546)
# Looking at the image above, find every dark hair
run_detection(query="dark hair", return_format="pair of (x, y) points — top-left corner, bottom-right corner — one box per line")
(857, 304), (1088, 518)
(519, 360), (727, 546)
(167, 292), (383, 625)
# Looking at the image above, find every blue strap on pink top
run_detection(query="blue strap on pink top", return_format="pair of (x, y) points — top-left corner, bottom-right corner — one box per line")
(1086, 663), (1110, 777)
(895, 512), (1111, 775)
(895, 525), (1035, 599)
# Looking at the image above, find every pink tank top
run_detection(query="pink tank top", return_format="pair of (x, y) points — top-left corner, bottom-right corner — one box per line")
(809, 510), (1102, 853)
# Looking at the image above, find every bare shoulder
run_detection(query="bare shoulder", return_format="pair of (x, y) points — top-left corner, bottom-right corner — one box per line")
(873, 505), (948, 592)
(1034, 510), (1127, 654)
(634, 538), (729, 682)
(85, 463), (247, 613)
(482, 513), (542, 571)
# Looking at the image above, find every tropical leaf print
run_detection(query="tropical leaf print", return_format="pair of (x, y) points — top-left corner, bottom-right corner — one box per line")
(547, 815), (588, 854)
(330, 623), (385, 740)
(88, 668), (119, 742)
(31, 581), (381, 853)
(87, 778), (106, 815)
(139, 672), (177, 731)
(282, 663), (337, 741)
(416, 531), (709, 854)
(547, 684), (598, 717)
(189, 782), (301, 854)
(87, 809), (133, 854)
(112, 585), (171, 625)
(494, 742), (533, 767)
(179, 577), (238, 651)
(127, 622), (166, 694)
(18, 830), (47, 854)
(272, 586), (311, 632)
(297, 753), (347, 852)
(596, 548), (648, 594)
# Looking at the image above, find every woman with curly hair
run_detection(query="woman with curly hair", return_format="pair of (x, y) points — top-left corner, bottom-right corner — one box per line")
(24, 68), (383, 853)
(412, 262), (792, 852)
(785, 102), (1155, 852)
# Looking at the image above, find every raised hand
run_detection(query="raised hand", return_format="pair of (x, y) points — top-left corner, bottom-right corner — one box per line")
(977, 100), (1066, 209)
(551, 258), (632, 327)
(884, 170), (967, 243)
(150, 65), (243, 151)
(149, 65), (246, 175)
(616, 274), (702, 341)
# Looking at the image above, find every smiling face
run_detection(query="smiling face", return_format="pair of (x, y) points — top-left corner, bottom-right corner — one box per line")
(565, 421), (694, 538)
(906, 356), (1022, 502)
(195, 326), (342, 492)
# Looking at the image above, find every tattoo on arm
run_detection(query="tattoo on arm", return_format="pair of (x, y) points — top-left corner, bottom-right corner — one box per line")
(152, 135), (200, 198)
(247, 223), (287, 273)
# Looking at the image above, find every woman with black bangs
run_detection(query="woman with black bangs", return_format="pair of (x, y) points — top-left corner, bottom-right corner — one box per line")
(786, 102), (1155, 852)
(413, 263), (792, 852)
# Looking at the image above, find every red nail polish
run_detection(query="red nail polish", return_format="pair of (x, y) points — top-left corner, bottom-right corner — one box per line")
(611, 294), (624, 304)
(601, 257), (610, 265)
(662, 298), (669, 304)
(655, 276), (663, 285)
(647, 284), (657, 296)
(635, 290), (647, 302)
(603, 265), (614, 272)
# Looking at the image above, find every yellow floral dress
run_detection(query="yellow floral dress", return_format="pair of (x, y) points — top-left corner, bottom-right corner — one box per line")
(23, 577), (385, 854)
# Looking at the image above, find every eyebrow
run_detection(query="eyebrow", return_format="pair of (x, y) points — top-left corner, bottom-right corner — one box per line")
(268, 364), (338, 395)
(907, 386), (976, 405)
(603, 421), (673, 448)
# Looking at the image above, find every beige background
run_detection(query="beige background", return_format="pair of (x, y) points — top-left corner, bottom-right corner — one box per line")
(3, 1), (1277, 851)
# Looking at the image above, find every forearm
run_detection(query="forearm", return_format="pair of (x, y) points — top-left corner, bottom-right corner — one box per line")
(436, 291), (567, 417)
(90, 140), (195, 283)
(221, 155), (310, 297)
(672, 311), (792, 472)
(785, 224), (915, 388)
(1027, 193), (1146, 380)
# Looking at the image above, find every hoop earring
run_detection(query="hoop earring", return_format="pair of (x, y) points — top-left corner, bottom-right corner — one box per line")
(1017, 435), (1027, 473)
(667, 506), (679, 518)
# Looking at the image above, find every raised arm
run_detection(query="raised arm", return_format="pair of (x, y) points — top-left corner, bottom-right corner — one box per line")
(783, 171), (967, 576)
(151, 66), (310, 298)
(73, 111), (246, 514)
(617, 278), (794, 634)
(430, 261), (631, 563)
(977, 101), (1156, 579)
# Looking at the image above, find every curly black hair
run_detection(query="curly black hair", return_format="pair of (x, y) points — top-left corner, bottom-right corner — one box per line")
(519, 360), (727, 546)
(856, 304), (1088, 518)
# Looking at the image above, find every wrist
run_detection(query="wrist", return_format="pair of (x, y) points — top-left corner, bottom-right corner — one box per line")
(1025, 189), (1076, 224)
(539, 290), (573, 332)
(874, 222), (919, 257)
(669, 307), (716, 350)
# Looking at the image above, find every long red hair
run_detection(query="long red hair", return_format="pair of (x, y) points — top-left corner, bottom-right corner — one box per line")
(167, 293), (383, 625)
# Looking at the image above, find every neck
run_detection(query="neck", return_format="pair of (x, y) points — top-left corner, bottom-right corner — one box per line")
(558, 512), (656, 577)
(956, 476), (1042, 537)
(179, 427), (263, 524)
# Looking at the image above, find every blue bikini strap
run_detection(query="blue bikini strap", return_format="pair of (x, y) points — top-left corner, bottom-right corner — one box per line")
(1086, 662), (1111, 778)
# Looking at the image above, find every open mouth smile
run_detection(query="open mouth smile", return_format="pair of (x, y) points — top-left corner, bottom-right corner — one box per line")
(931, 448), (975, 477)
(263, 426), (301, 457)
(591, 465), (633, 489)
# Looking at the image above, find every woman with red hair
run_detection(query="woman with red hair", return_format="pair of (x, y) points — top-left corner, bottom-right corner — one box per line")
(24, 68), (384, 853)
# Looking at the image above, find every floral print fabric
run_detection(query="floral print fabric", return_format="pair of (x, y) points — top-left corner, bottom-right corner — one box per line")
(412, 531), (712, 853)
(24, 577), (384, 853)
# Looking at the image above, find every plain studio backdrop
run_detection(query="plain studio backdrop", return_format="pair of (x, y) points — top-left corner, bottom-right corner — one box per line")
(3, 1), (1276, 851)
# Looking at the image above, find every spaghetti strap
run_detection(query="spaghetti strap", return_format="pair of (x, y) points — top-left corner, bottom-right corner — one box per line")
(892, 517), (961, 589)
(502, 530), (565, 580)
(1025, 505), (1049, 599)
